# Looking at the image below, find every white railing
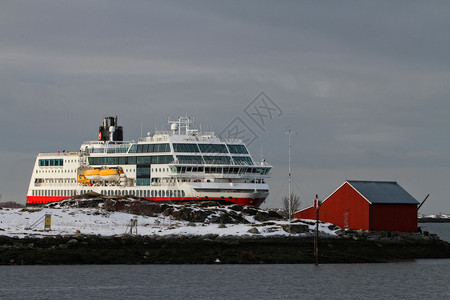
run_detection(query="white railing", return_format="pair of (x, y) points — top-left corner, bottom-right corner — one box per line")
(38, 152), (74, 157)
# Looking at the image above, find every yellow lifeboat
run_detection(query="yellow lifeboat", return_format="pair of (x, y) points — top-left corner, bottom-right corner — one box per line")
(84, 169), (102, 181)
(100, 168), (123, 181)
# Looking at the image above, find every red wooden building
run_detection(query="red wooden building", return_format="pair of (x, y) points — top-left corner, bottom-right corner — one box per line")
(293, 181), (419, 232)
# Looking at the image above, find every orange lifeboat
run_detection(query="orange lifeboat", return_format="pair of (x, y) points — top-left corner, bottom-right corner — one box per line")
(100, 168), (123, 181)
(84, 169), (102, 181)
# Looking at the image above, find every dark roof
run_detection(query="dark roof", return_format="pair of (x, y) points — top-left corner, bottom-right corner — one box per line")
(347, 181), (419, 205)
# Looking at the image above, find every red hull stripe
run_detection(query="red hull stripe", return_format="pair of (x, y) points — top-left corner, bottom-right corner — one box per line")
(26, 196), (265, 207)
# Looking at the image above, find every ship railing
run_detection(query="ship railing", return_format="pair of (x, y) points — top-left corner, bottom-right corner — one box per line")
(82, 140), (133, 145)
(150, 182), (171, 187)
(38, 152), (78, 157)
(35, 182), (78, 187)
(259, 161), (272, 167)
(218, 138), (243, 143)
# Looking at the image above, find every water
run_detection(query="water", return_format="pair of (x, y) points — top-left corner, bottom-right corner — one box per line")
(0, 223), (448, 299)
(0, 260), (448, 299)
(418, 222), (450, 242)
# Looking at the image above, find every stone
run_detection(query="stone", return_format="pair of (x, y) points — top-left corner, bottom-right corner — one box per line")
(67, 239), (78, 245)
(282, 224), (309, 234)
(247, 227), (259, 234)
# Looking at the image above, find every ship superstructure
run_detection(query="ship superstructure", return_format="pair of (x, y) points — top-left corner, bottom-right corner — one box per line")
(27, 116), (271, 207)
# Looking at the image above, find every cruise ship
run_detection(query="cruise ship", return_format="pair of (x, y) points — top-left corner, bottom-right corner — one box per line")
(27, 116), (271, 207)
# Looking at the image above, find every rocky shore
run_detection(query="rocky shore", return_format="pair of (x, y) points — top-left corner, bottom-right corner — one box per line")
(1, 197), (449, 264)
(1, 232), (449, 265)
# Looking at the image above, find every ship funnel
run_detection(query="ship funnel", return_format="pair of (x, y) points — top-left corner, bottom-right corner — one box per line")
(99, 116), (123, 141)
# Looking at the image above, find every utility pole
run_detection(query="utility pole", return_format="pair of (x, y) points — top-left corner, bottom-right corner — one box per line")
(284, 125), (297, 219)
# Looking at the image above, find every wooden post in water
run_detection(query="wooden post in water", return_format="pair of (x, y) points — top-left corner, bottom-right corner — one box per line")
(314, 195), (321, 266)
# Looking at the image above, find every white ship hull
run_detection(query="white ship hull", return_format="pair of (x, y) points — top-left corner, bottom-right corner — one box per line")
(27, 116), (271, 207)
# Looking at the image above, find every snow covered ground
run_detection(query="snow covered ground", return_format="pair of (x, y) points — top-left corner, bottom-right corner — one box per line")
(0, 205), (337, 238)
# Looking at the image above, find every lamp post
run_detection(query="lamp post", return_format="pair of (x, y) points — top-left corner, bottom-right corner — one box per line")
(284, 125), (296, 219)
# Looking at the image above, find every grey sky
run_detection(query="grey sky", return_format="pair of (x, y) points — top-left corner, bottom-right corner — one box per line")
(0, 1), (448, 214)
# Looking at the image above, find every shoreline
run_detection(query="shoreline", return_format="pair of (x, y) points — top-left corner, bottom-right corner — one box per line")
(418, 218), (450, 223)
(1, 234), (449, 265)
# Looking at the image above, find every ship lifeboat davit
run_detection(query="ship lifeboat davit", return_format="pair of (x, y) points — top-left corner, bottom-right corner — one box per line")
(100, 168), (123, 181)
(84, 169), (102, 181)
(77, 174), (90, 184)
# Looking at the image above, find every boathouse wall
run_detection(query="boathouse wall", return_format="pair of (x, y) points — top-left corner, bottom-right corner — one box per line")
(293, 181), (419, 232)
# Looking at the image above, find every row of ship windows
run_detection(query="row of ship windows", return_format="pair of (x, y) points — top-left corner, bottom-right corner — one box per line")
(88, 155), (173, 166)
(34, 178), (77, 184)
(36, 169), (77, 174)
(100, 189), (186, 197)
(32, 189), (186, 198)
(133, 143), (248, 154)
(86, 143), (249, 154)
(32, 190), (77, 197)
(88, 155), (253, 166)
(38, 159), (78, 167)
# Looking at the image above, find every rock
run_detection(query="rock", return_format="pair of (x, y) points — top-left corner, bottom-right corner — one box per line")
(242, 207), (258, 216)
(247, 227), (259, 234)
(254, 212), (271, 222)
(218, 224), (227, 228)
(282, 224), (309, 234)
(67, 239), (79, 245)
(267, 210), (283, 220)
(229, 205), (244, 211)
(187, 222), (196, 227)
(328, 224), (339, 230)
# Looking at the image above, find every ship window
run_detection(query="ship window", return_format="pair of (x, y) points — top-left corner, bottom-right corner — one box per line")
(227, 144), (249, 154)
(198, 144), (227, 153)
(173, 143), (200, 153)
(137, 144), (149, 153)
(38, 159), (64, 167)
(151, 155), (173, 164)
(136, 143), (170, 153)
(129, 145), (137, 153)
(232, 156), (253, 165)
(203, 156), (231, 165)
(105, 157), (118, 165)
(153, 143), (170, 152)
(181, 190), (185, 197)
(137, 156), (152, 164)
(176, 155), (203, 164)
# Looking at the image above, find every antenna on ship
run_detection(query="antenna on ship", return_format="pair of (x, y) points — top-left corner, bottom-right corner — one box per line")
(284, 124), (297, 219)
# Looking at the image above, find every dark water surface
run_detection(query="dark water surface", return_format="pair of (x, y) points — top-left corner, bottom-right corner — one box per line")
(0, 223), (448, 300)
(0, 260), (448, 299)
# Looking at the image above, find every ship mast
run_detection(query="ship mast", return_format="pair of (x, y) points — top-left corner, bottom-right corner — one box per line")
(284, 124), (297, 219)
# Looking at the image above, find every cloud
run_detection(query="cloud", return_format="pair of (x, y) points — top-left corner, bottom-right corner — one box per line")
(0, 1), (448, 214)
